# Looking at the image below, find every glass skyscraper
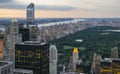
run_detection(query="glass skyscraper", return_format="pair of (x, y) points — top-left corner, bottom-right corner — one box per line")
(27, 3), (34, 25)
(15, 41), (49, 74)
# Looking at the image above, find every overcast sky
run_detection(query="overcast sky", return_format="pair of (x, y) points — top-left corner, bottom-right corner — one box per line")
(0, 0), (120, 18)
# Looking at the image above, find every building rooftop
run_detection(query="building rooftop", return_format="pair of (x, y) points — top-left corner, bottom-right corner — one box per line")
(17, 41), (47, 45)
(0, 62), (8, 67)
(102, 58), (112, 62)
(11, 19), (18, 23)
(14, 69), (33, 73)
(0, 61), (13, 68)
(27, 3), (34, 8)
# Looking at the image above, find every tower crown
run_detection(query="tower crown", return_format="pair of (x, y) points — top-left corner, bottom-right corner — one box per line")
(27, 3), (34, 8)
(73, 48), (78, 53)
(11, 19), (18, 23)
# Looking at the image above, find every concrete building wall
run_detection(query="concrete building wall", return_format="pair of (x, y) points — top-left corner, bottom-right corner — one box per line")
(49, 44), (58, 74)
(0, 61), (13, 74)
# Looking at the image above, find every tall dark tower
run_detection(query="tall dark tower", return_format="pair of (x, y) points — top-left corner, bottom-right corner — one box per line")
(27, 3), (35, 25)
(19, 28), (30, 42)
(26, 3), (38, 41)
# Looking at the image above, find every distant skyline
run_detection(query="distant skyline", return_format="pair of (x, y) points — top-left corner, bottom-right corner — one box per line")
(0, 0), (120, 18)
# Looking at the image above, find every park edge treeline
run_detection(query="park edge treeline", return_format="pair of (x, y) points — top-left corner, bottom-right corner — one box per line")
(49, 26), (120, 64)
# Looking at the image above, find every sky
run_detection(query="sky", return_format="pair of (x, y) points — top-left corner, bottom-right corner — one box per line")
(0, 0), (120, 18)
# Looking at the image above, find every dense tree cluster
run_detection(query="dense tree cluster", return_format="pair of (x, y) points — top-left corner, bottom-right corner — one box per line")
(49, 26), (120, 64)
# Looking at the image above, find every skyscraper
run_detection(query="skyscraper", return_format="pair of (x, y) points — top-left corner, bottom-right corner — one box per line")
(15, 41), (49, 74)
(91, 53), (102, 74)
(10, 19), (19, 35)
(27, 3), (35, 25)
(111, 47), (118, 59)
(49, 44), (58, 74)
(73, 48), (79, 71)
(19, 28), (30, 42)
(91, 53), (97, 74)
(5, 19), (22, 61)
(29, 25), (38, 41)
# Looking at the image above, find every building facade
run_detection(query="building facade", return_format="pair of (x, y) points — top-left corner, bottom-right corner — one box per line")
(111, 47), (118, 59)
(19, 28), (30, 42)
(0, 61), (13, 74)
(14, 69), (33, 74)
(49, 44), (58, 74)
(15, 41), (49, 74)
(27, 3), (34, 25)
(91, 53), (102, 74)
(0, 39), (4, 59)
(5, 19), (22, 61)
(73, 48), (79, 71)
(29, 25), (38, 41)
(112, 59), (120, 74)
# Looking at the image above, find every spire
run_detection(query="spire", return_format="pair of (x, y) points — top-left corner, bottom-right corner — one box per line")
(73, 48), (78, 53)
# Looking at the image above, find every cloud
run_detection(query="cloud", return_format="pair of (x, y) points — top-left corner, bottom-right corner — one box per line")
(0, 0), (14, 3)
(0, 3), (75, 11)
(36, 5), (76, 11)
(0, 3), (26, 9)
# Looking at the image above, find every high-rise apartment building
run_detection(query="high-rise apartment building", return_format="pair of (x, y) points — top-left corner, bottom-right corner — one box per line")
(111, 47), (118, 58)
(15, 41), (49, 74)
(26, 3), (38, 41)
(27, 3), (34, 25)
(49, 44), (58, 74)
(10, 19), (19, 35)
(5, 19), (22, 61)
(91, 53), (97, 74)
(91, 53), (102, 74)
